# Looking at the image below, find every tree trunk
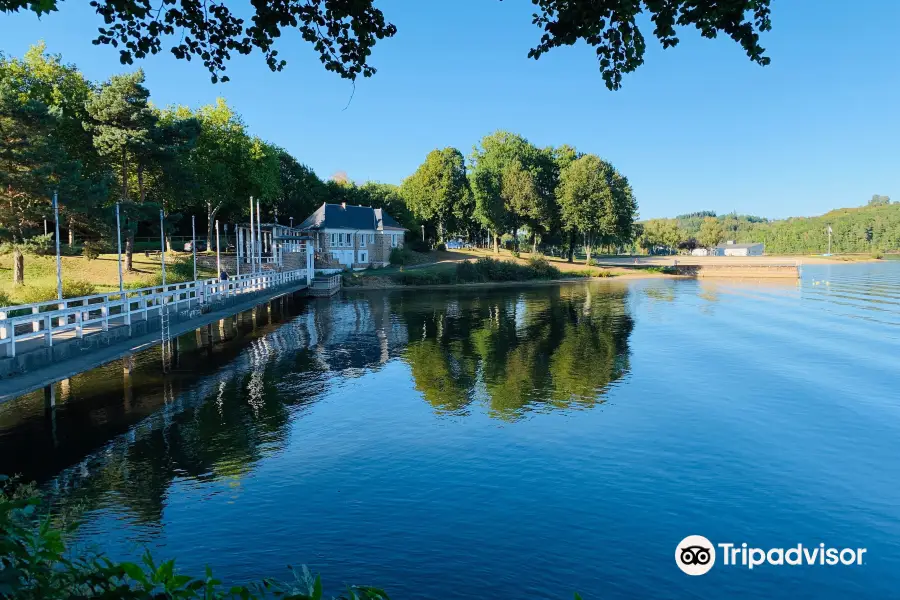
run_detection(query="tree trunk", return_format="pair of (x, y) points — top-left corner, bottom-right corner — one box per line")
(530, 231), (538, 254)
(585, 244), (592, 265)
(137, 162), (146, 203)
(493, 232), (499, 254)
(13, 247), (24, 285)
(567, 231), (575, 263)
(121, 148), (128, 201)
(125, 232), (134, 272)
(68, 215), (75, 246)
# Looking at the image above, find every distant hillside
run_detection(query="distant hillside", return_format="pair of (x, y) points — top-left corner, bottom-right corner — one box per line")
(657, 202), (900, 254)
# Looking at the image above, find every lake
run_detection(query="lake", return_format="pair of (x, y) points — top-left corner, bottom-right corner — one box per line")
(1, 262), (899, 599)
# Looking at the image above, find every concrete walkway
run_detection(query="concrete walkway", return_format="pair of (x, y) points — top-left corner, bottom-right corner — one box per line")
(0, 282), (309, 403)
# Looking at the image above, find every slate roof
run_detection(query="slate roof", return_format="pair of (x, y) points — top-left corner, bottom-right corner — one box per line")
(296, 203), (406, 231)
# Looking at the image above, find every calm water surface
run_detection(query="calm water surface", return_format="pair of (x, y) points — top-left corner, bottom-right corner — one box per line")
(1, 262), (899, 599)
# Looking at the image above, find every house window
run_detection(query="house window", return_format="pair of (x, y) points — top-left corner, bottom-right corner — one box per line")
(368, 233), (374, 244)
(358, 233), (366, 246)
(358, 250), (368, 263)
(391, 234), (398, 248)
(330, 233), (337, 246)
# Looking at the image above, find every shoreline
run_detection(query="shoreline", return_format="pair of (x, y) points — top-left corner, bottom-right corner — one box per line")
(343, 271), (682, 292)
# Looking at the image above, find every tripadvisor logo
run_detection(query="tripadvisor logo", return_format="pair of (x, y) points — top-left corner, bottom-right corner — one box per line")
(675, 536), (867, 575)
(676, 535), (716, 576)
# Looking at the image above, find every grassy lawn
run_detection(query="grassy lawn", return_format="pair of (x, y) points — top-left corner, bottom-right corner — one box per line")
(0, 252), (216, 305)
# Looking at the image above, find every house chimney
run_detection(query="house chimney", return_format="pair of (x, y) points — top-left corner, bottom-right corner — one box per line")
(341, 202), (346, 209)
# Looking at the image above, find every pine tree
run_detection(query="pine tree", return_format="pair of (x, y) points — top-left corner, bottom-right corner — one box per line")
(85, 70), (158, 271)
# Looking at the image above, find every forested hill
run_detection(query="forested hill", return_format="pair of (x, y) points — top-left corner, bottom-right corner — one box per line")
(644, 201), (900, 255)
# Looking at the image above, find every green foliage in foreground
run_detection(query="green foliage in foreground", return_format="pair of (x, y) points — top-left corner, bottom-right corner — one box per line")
(395, 257), (561, 286)
(0, 476), (388, 599)
(2, 477), (585, 598)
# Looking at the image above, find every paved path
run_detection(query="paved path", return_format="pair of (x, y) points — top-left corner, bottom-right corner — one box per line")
(0, 282), (308, 403)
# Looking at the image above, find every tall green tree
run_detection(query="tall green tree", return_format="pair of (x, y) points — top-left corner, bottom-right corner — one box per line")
(499, 159), (540, 250)
(1, 43), (109, 245)
(84, 70), (158, 271)
(180, 100), (245, 246)
(698, 216), (725, 248)
(274, 150), (326, 226)
(0, 78), (56, 284)
(470, 132), (550, 253)
(401, 148), (471, 242)
(358, 181), (418, 232)
(556, 154), (622, 263)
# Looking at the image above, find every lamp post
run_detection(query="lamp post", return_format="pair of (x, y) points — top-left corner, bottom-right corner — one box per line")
(216, 219), (221, 278)
(159, 210), (166, 287)
(53, 191), (62, 301)
(116, 202), (128, 325)
(191, 215), (197, 282)
(290, 216), (294, 229)
(421, 224), (425, 242)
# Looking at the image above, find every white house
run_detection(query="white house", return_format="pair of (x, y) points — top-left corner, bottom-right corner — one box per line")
(713, 241), (765, 256)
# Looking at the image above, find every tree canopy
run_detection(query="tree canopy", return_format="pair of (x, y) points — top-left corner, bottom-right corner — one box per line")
(401, 148), (472, 242)
(2, 1), (772, 87)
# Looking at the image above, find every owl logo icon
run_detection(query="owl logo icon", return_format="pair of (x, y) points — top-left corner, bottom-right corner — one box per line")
(676, 535), (716, 575)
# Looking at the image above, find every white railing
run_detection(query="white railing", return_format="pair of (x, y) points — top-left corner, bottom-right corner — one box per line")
(0, 268), (308, 359)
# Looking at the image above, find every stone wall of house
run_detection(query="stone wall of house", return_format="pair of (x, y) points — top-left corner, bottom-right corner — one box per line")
(282, 250), (308, 271)
(196, 254), (237, 275)
(196, 252), (312, 275)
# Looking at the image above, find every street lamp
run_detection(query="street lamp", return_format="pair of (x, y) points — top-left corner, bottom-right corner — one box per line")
(421, 224), (425, 242)
(290, 216), (294, 228)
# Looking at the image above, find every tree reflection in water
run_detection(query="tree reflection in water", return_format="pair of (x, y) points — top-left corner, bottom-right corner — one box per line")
(400, 284), (634, 420)
(0, 283), (633, 530)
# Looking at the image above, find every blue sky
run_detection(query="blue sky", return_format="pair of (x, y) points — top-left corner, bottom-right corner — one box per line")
(2, 0), (898, 219)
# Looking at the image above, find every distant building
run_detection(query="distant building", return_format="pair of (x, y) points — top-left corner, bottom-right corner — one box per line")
(297, 202), (407, 268)
(691, 248), (710, 257)
(712, 241), (764, 256)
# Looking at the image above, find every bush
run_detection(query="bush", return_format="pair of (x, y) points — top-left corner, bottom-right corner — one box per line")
(526, 256), (561, 279)
(389, 247), (410, 266)
(82, 240), (105, 261)
(872, 250), (884, 259)
(435, 242), (446, 252)
(16, 280), (97, 304)
(389, 247), (430, 267)
(407, 239), (430, 253)
(0, 291), (11, 307)
(510, 249), (520, 259)
(168, 257), (196, 282)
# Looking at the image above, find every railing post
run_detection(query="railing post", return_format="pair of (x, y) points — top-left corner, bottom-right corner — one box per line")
(101, 297), (109, 332)
(32, 306), (40, 333)
(0, 311), (6, 341)
(58, 302), (65, 328)
(5, 319), (14, 358)
(124, 291), (132, 326)
(75, 307), (83, 339)
(44, 314), (53, 347)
